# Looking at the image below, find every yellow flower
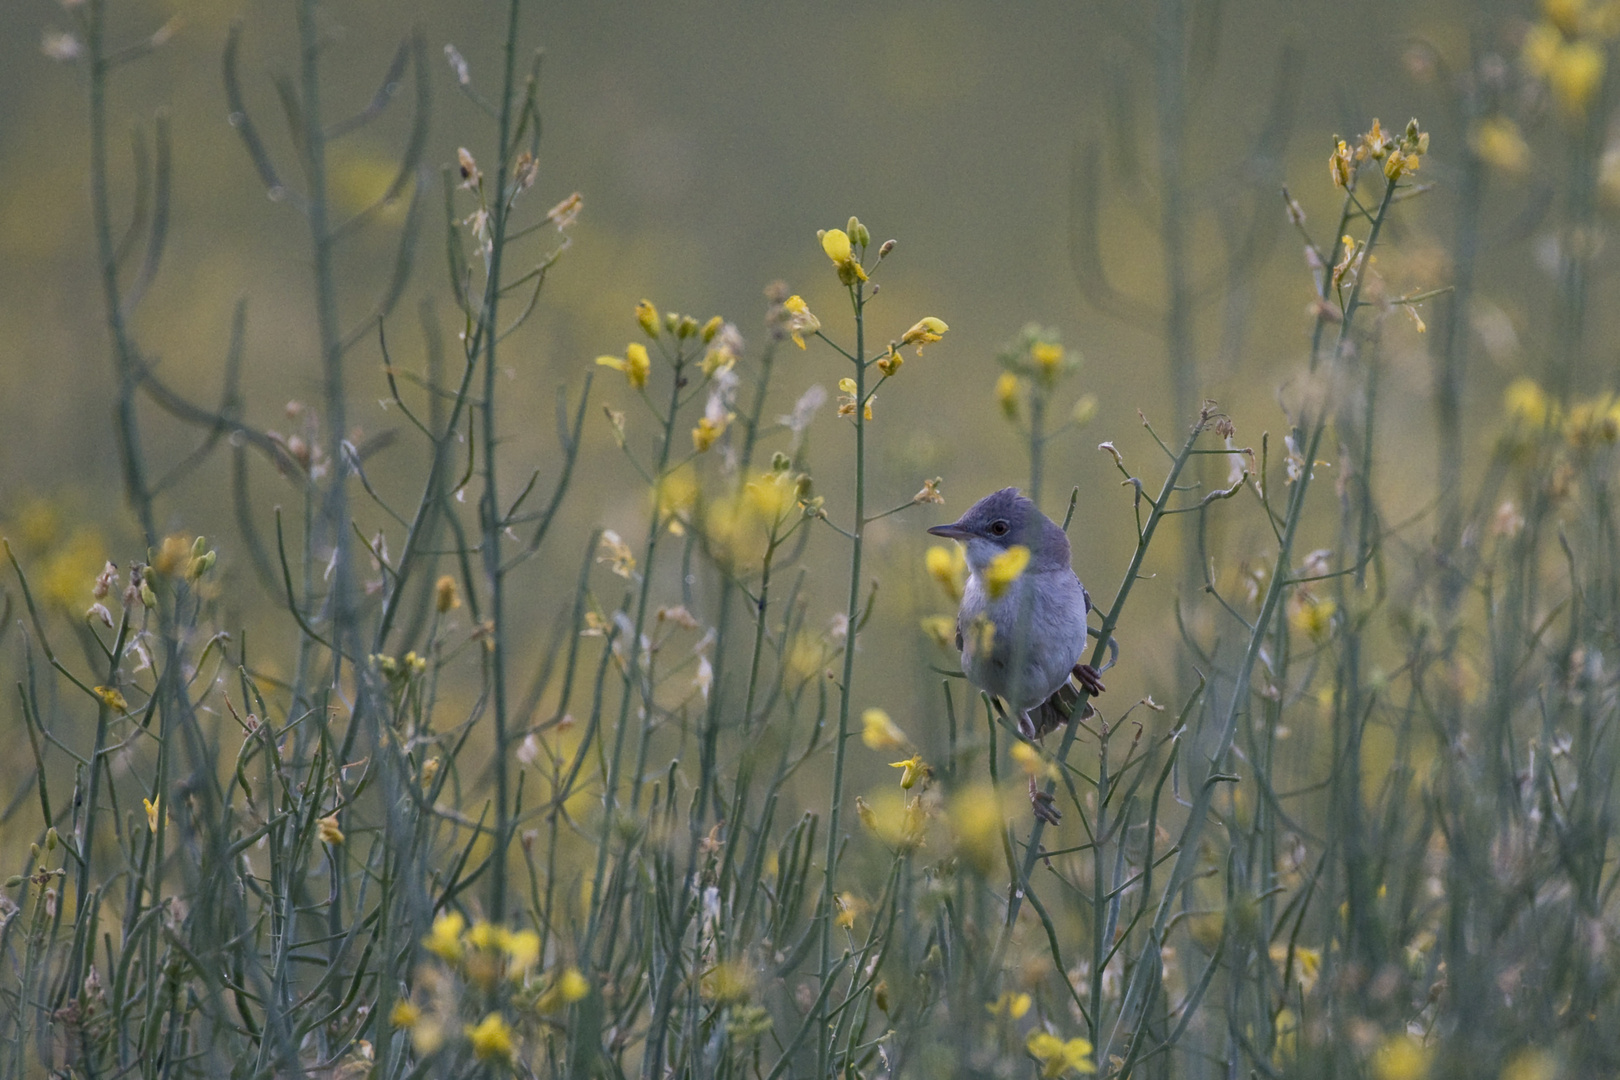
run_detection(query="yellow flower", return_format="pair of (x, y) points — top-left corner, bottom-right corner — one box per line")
(925, 544), (967, 602)
(1287, 593), (1336, 641)
(986, 991), (1031, 1019)
(996, 371), (1021, 419)
(837, 377), (873, 420)
(1548, 39), (1606, 114)
(1371, 1033), (1431, 1080)
(889, 754), (928, 790)
(1470, 117), (1529, 173)
(1011, 742), (1057, 780)
(595, 343), (651, 389)
(504, 929), (541, 975)
(899, 316), (949, 353)
(389, 1000), (421, 1030)
(1071, 393), (1098, 426)
(1504, 377), (1552, 426)
(876, 346), (903, 376)
(1329, 138), (1354, 188)
(1522, 22), (1563, 77)
(919, 615), (956, 650)
(949, 784), (1002, 873)
(1031, 341), (1063, 371)
(861, 708), (907, 750)
(636, 299), (660, 338)
(537, 967), (590, 1012)
(1027, 1030), (1097, 1076)
(424, 911), (465, 962)
(317, 815), (344, 845)
(819, 227), (868, 283)
(782, 295), (820, 349)
(94, 685), (129, 712)
(821, 227), (853, 264)
(701, 315), (723, 343)
(466, 920), (506, 951)
(692, 415), (727, 452)
(464, 1013), (515, 1063)
(434, 574), (460, 613)
(143, 796), (163, 834)
(984, 545), (1030, 600)
(834, 891), (867, 929)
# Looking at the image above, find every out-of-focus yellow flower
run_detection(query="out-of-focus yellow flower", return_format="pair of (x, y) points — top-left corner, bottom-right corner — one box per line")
(465, 1013), (515, 1063)
(987, 991), (1031, 1018)
(1071, 393), (1098, 426)
(692, 415), (727, 452)
(389, 1000), (421, 1030)
(1552, 39), (1606, 113)
(143, 796), (163, 834)
(466, 921), (505, 951)
(597, 530), (637, 579)
(985, 545), (1030, 600)
(899, 317), (949, 353)
(1545, 0), (1585, 37)
(997, 371), (1021, 419)
(861, 708), (907, 750)
(424, 911), (465, 962)
(1031, 341), (1063, 372)
(538, 967), (590, 1012)
(1371, 1033), (1431, 1080)
(949, 784), (1002, 873)
(859, 789), (927, 851)
(596, 343), (650, 389)
(746, 471), (794, 521)
(434, 574), (460, 613)
(834, 891), (866, 929)
(782, 295), (820, 349)
(925, 543), (967, 602)
(317, 816), (344, 845)
(94, 685), (129, 712)
(701, 315), (723, 343)
(1504, 377), (1552, 426)
(636, 299), (660, 338)
(1500, 1048), (1559, 1080)
(505, 929), (540, 974)
(919, 615), (956, 650)
(1268, 943), (1321, 993)
(655, 467), (698, 526)
(1471, 117), (1529, 173)
(1287, 593), (1336, 641)
(1011, 741), (1058, 780)
(890, 754), (928, 790)
(1027, 1030), (1097, 1076)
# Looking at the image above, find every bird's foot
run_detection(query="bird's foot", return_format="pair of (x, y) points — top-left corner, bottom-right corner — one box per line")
(1016, 710), (1039, 741)
(1029, 776), (1060, 825)
(1075, 663), (1106, 696)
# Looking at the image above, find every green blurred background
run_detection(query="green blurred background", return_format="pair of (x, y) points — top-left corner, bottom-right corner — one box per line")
(0, 0), (1596, 809)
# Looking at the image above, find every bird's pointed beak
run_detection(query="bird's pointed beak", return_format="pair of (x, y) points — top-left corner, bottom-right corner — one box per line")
(927, 522), (970, 540)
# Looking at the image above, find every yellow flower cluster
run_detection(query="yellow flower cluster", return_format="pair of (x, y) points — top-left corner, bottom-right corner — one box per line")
(1524, 0), (1619, 115)
(1026, 1030), (1096, 1076)
(1503, 376), (1620, 444)
(1330, 118), (1429, 187)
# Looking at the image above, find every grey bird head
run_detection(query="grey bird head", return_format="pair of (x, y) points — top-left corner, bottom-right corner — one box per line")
(927, 488), (1071, 573)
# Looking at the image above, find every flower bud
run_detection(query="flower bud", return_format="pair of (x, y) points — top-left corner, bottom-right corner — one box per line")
(701, 316), (722, 343)
(877, 239), (896, 259)
(635, 300), (659, 338)
(677, 315), (699, 340)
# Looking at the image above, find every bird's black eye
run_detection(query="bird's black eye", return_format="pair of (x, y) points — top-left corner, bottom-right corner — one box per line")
(989, 520), (1009, 537)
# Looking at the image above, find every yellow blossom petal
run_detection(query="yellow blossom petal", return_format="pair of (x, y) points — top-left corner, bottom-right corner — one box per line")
(889, 754), (927, 790)
(317, 815), (344, 845)
(424, 911), (466, 962)
(821, 228), (852, 265)
(94, 685), (129, 712)
(861, 707), (907, 750)
(899, 316), (949, 353)
(985, 545), (1030, 600)
(464, 1013), (515, 1063)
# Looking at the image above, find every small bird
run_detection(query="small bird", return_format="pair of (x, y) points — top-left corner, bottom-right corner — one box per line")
(929, 488), (1105, 822)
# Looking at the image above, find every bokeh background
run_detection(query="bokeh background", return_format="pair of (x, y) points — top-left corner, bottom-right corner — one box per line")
(0, 0), (1607, 830)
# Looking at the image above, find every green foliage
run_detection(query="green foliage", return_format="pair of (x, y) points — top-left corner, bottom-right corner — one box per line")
(4, 1), (1620, 1078)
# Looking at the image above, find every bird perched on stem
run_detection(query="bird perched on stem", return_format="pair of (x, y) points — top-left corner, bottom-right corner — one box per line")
(928, 488), (1105, 823)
